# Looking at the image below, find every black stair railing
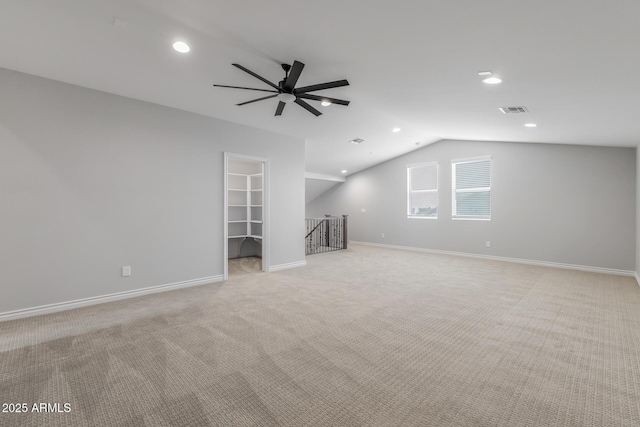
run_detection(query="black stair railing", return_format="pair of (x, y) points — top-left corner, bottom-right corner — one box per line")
(305, 215), (348, 255)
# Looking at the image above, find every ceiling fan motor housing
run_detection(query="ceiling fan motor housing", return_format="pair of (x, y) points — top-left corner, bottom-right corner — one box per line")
(280, 64), (292, 93)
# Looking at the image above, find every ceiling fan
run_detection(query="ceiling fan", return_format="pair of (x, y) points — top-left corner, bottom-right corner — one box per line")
(214, 60), (350, 117)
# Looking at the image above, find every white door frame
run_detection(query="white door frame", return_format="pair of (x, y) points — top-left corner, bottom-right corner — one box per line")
(223, 152), (270, 280)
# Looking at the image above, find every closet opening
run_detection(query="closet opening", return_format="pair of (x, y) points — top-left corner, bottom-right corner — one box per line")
(224, 153), (269, 279)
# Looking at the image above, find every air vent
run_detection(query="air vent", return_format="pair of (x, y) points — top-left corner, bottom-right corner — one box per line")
(349, 138), (364, 144)
(499, 106), (528, 114)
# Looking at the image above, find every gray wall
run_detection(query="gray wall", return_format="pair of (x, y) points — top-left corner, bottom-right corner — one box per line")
(0, 68), (305, 314)
(307, 139), (636, 271)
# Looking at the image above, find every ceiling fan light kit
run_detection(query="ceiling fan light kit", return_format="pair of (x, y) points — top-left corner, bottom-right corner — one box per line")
(214, 60), (350, 117)
(276, 93), (296, 103)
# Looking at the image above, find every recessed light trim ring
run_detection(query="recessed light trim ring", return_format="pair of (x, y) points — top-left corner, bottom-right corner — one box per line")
(173, 41), (190, 53)
(482, 77), (502, 84)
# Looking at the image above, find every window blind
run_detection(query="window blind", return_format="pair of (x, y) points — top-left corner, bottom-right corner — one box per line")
(452, 158), (491, 219)
(407, 162), (438, 218)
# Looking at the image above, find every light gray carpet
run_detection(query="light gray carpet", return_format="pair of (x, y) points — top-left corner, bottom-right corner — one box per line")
(1, 244), (640, 426)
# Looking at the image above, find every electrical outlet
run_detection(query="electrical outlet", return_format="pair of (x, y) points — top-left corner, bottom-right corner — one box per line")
(486, 241), (491, 248)
(381, 233), (385, 238)
(122, 266), (131, 277)
(361, 208), (366, 213)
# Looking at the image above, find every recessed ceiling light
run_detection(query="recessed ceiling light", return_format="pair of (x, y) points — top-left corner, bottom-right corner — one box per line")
(482, 77), (502, 84)
(415, 141), (422, 145)
(349, 138), (364, 144)
(341, 170), (347, 174)
(392, 127), (401, 133)
(321, 100), (331, 107)
(478, 70), (492, 76)
(172, 41), (190, 53)
(524, 123), (537, 127)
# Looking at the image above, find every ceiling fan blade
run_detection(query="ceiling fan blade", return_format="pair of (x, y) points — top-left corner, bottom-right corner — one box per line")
(213, 84), (278, 93)
(296, 94), (350, 106)
(294, 98), (322, 116)
(232, 64), (280, 90)
(275, 101), (286, 116)
(294, 79), (349, 94)
(283, 60), (305, 92)
(237, 94), (277, 106)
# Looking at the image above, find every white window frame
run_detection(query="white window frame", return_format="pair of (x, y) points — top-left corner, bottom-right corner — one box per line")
(451, 156), (491, 220)
(407, 162), (438, 219)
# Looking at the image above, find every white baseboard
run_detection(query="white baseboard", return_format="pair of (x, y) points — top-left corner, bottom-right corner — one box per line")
(0, 275), (223, 323)
(635, 272), (640, 287)
(350, 241), (636, 277)
(269, 260), (307, 272)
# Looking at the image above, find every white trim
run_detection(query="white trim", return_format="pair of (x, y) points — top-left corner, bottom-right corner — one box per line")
(350, 241), (636, 277)
(263, 160), (270, 274)
(269, 260), (307, 272)
(0, 275), (223, 322)
(224, 155), (229, 280)
(635, 272), (640, 287)
(406, 161), (438, 169)
(455, 186), (491, 193)
(450, 155), (492, 164)
(305, 172), (346, 182)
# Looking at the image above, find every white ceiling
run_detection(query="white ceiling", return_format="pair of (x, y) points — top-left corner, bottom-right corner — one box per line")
(2, 0), (639, 178)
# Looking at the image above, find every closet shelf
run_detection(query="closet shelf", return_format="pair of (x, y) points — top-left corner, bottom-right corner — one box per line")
(227, 165), (263, 250)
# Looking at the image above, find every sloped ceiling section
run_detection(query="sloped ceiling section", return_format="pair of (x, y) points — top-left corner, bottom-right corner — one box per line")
(305, 178), (341, 206)
(1, 1), (639, 178)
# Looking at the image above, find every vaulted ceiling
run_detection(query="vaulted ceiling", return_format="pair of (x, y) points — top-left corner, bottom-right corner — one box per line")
(2, 0), (639, 178)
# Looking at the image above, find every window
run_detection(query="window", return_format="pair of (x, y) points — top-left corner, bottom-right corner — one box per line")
(452, 157), (491, 219)
(407, 162), (438, 218)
